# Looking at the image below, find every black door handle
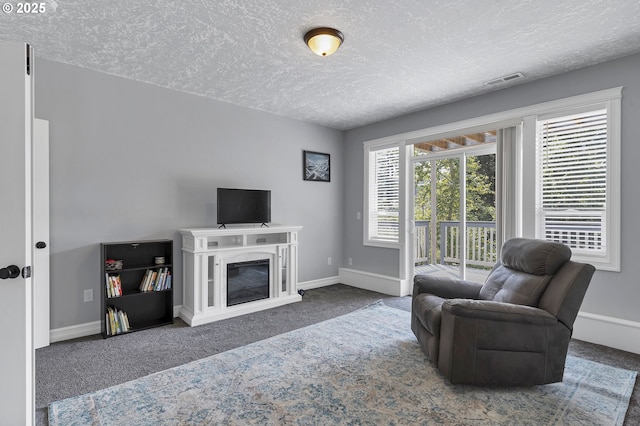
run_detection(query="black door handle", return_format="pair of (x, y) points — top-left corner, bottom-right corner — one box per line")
(0, 265), (21, 279)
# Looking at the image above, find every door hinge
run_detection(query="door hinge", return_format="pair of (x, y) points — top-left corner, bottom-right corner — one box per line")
(26, 44), (31, 76)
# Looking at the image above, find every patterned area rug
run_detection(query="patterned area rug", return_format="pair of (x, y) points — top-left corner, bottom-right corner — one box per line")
(49, 302), (636, 425)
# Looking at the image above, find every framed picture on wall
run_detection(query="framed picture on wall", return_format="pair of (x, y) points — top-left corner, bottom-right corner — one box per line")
(303, 150), (330, 182)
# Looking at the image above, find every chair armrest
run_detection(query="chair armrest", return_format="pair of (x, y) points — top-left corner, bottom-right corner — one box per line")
(442, 299), (557, 326)
(438, 299), (569, 385)
(413, 275), (482, 300)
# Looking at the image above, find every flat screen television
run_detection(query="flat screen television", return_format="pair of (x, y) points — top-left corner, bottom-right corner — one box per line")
(217, 188), (271, 226)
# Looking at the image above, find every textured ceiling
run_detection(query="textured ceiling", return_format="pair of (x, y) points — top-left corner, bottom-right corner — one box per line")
(2, 0), (640, 130)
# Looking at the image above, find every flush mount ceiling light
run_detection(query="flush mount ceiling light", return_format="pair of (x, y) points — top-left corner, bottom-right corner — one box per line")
(304, 27), (344, 57)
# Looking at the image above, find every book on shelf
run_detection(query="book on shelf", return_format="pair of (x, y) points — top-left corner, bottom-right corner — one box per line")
(105, 306), (131, 336)
(164, 271), (172, 290)
(139, 267), (171, 292)
(105, 274), (123, 298)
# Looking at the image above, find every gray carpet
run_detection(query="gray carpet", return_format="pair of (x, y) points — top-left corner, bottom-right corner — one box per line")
(36, 284), (640, 425)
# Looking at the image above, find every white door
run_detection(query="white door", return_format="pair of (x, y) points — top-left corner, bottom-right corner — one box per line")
(410, 132), (498, 282)
(34, 119), (50, 349)
(0, 42), (35, 424)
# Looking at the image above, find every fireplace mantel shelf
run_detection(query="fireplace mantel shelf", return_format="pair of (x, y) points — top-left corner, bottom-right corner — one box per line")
(179, 226), (302, 326)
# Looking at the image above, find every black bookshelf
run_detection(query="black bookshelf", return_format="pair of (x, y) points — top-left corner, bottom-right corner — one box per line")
(100, 239), (173, 338)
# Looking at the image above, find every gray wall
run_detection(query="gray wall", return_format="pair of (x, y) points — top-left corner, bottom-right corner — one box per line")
(344, 52), (640, 323)
(35, 59), (343, 330)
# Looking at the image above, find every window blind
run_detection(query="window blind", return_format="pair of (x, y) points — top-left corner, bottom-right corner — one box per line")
(536, 108), (607, 253)
(369, 146), (400, 242)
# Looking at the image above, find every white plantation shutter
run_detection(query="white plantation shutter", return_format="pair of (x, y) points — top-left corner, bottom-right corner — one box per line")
(369, 146), (400, 243)
(536, 108), (607, 254)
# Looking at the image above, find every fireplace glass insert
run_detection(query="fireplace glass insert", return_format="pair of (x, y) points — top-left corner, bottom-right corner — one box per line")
(227, 259), (270, 306)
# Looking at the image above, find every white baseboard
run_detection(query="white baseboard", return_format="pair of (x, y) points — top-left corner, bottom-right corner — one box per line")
(298, 276), (340, 290)
(573, 311), (640, 355)
(50, 320), (101, 343)
(173, 305), (182, 318)
(49, 305), (184, 343)
(338, 268), (410, 297)
(48, 299), (640, 356)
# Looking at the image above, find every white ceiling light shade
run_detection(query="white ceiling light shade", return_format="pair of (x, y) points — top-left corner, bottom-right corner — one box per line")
(304, 27), (344, 57)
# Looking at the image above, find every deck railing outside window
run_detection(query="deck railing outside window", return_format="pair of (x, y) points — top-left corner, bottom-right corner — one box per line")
(415, 221), (497, 267)
(540, 211), (604, 253)
(415, 219), (603, 267)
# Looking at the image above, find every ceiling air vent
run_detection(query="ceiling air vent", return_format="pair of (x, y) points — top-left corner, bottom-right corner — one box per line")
(484, 72), (524, 86)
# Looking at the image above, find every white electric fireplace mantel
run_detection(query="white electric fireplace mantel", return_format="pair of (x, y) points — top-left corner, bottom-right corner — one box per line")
(179, 225), (303, 326)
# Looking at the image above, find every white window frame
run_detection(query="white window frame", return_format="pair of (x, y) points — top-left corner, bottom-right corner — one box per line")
(362, 87), (621, 276)
(531, 97), (621, 271)
(363, 140), (403, 248)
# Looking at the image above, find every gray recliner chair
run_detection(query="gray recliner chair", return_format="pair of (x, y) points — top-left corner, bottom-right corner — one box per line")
(411, 237), (595, 386)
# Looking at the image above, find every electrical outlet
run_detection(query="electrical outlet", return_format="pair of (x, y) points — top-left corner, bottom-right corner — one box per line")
(356, 211), (361, 220)
(328, 257), (332, 265)
(348, 258), (353, 266)
(83, 289), (93, 302)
